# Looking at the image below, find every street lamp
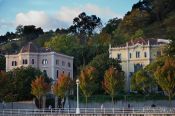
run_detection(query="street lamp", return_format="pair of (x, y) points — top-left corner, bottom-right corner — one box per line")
(76, 79), (80, 114)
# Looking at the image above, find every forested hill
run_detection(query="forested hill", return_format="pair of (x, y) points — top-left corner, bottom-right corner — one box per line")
(1, 0), (175, 75)
(116, 0), (175, 40)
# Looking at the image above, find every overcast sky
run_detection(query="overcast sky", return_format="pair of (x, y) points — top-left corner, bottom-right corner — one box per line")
(0, 0), (139, 35)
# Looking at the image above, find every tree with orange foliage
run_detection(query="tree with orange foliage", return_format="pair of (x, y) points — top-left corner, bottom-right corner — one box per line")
(79, 66), (97, 107)
(102, 67), (124, 105)
(53, 73), (72, 108)
(31, 76), (50, 108)
(154, 56), (175, 106)
(53, 73), (72, 99)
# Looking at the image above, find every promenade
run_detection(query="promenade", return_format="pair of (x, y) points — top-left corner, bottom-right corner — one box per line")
(0, 101), (175, 115)
(0, 107), (175, 116)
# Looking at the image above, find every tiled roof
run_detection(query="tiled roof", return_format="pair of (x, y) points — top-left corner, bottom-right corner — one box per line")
(20, 42), (53, 53)
(116, 38), (169, 47)
(128, 38), (148, 46)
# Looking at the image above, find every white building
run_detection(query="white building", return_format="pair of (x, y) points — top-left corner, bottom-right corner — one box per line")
(5, 42), (74, 80)
(109, 38), (169, 92)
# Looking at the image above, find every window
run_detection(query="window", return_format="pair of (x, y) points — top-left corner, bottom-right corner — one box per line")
(144, 52), (147, 58)
(12, 61), (17, 66)
(68, 62), (71, 67)
(129, 53), (132, 58)
(62, 61), (65, 66)
(42, 59), (48, 65)
(68, 72), (70, 77)
(23, 59), (28, 64)
(56, 70), (59, 78)
(32, 59), (34, 64)
(56, 59), (59, 65)
(136, 51), (140, 58)
(117, 53), (121, 60)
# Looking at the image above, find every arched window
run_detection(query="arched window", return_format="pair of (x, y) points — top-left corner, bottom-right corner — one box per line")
(12, 61), (17, 66)
(42, 59), (48, 65)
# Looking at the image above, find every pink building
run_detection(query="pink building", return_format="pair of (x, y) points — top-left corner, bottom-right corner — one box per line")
(5, 42), (74, 80)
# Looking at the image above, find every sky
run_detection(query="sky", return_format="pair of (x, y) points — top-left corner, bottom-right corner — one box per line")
(0, 0), (139, 35)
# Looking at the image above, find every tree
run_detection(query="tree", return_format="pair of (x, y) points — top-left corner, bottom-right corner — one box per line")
(145, 56), (165, 74)
(102, 67), (124, 105)
(164, 40), (175, 56)
(53, 73), (72, 108)
(44, 34), (77, 54)
(5, 32), (16, 41)
(15, 25), (44, 43)
(7, 66), (43, 100)
(79, 66), (97, 107)
(0, 71), (12, 101)
(69, 12), (102, 44)
(55, 28), (69, 34)
(53, 73), (72, 99)
(0, 55), (5, 71)
(88, 53), (121, 94)
(102, 17), (122, 35)
(31, 75), (50, 108)
(131, 69), (155, 94)
(154, 56), (175, 106)
(93, 31), (111, 45)
(131, 29), (145, 39)
(118, 8), (151, 37)
(16, 25), (24, 36)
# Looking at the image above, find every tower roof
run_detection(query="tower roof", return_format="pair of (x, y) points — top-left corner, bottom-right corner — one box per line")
(20, 42), (53, 53)
(20, 42), (39, 53)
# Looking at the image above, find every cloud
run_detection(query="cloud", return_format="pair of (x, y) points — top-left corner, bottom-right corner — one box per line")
(84, 4), (120, 18)
(15, 11), (49, 27)
(56, 7), (81, 24)
(56, 4), (121, 24)
(15, 11), (68, 31)
(14, 4), (120, 32)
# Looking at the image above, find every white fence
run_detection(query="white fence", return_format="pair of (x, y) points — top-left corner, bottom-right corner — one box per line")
(0, 107), (175, 115)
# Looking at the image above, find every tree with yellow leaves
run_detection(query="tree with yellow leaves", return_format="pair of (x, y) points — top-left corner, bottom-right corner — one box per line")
(102, 67), (124, 105)
(53, 73), (72, 99)
(79, 66), (97, 107)
(154, 56), (175, 106)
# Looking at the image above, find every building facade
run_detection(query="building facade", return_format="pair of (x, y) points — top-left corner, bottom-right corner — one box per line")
(5, 42), (74, 80)
(109, 38), (170, 92)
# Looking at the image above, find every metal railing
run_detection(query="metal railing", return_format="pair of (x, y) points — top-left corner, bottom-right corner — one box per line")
(0, 107), (175, 115)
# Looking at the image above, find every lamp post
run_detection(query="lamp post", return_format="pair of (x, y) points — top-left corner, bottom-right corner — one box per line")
(76, 79), (80, 114)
